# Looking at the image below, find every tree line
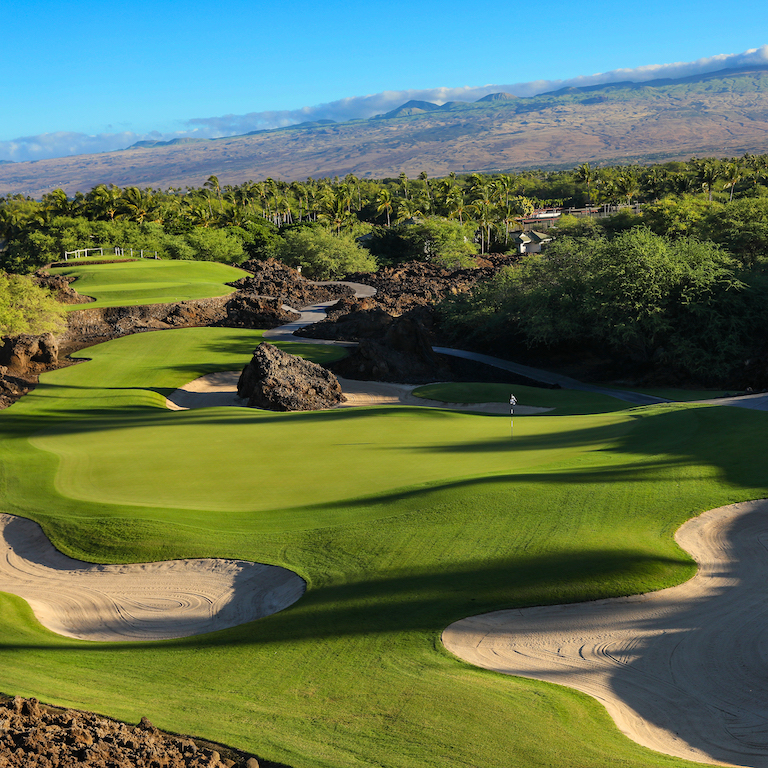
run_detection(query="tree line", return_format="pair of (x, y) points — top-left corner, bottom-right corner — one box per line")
(4, 154), (768, 385)
(3, 154), (768, 275)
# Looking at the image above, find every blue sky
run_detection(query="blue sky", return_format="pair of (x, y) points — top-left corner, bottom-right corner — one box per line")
(2, 0), (766, 162)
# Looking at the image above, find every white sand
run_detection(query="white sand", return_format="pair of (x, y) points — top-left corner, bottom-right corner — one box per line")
(443, 499), (768, 767)
(0, 513), (305, 642)
(165, 371), (550, 414)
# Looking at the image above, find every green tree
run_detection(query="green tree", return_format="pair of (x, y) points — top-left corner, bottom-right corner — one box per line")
(0, 272), (66, 336)
(276, 227), (376, 279)
(376, 189), (394, 227)
(575, 163), (595, 204)
(399, 217), (477, 268)
(443, 227), (747, 381)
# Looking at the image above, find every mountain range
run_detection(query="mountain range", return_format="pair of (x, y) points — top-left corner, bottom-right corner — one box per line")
(2, 65), (768, 197)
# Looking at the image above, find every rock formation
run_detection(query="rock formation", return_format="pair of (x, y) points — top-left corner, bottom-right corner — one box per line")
(0, 333), (58, 374)
(330, 314), (451, 383)
(230, 259), (354, 308)
(0, 696), (261, 768)
(237, 342), (345, 411)
(34, 270), (93, 304)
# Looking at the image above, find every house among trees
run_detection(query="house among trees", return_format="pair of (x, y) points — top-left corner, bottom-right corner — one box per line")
(511, 230), (552, 255)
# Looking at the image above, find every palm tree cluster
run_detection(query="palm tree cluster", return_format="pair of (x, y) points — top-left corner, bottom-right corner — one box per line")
(4, 153), (768, 269)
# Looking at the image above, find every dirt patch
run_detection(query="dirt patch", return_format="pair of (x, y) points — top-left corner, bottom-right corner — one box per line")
(0, 695), (277, 767)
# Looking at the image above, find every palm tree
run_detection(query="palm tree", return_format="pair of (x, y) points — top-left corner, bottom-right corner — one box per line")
(42, 189), (73, 219)
(119, 187), (158, 223)
(319, 190), (353, 234)
(181, 198), (213, 228)
(419, 171), (431, 203)
(575, 163), (594, 205)
(344, 174), (362, 210)
(376, 189), (394, 227)
(399, 172), (410, 200)
(696, 160), (722, 202)
(204, 175), (224, 214)
(446, 188), (469, 225)
(722, 161), (742, 202)
(471, 199), (496, 254)
(395, 198), (425, 224)
(87, 184), (122, 221)
(614, 170), (639, 206)
(290, 181), (307, 222)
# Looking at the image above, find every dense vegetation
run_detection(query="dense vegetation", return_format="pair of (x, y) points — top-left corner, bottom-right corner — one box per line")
(0, 273), (66, 336)
(3, 154), (768, 383)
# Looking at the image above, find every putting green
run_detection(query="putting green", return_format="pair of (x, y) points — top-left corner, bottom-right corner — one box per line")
(49, 259), (247, 309)
(1, 325), (767, 768)
(412, 381), (632, 414)
(32, 407), (631, 516)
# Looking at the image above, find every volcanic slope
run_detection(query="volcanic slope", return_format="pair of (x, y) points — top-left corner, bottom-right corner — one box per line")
(3, 65), (768, 196)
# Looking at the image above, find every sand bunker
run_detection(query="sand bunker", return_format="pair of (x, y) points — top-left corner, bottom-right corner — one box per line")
(444, 499), (768, 767)
(166, 371), (550, 414)
(0, 514), (305, 642)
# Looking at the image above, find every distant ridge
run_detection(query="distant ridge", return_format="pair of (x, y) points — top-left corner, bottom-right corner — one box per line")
(4, 65), (768, 196)
(129, 137), (204, 149)
(476, 92), (517, 102)
(245, 119), (336, 136)
(377, 100), (441, 119)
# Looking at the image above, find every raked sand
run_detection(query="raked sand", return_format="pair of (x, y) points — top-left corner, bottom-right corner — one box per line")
(0, 513), (305, 642)
(165, 371), (550, 414)
(444, 499), (768, 767)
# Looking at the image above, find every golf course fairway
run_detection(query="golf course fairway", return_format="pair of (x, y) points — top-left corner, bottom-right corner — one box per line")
(1, 325), (767, 768)
(48, 258), (248, 309)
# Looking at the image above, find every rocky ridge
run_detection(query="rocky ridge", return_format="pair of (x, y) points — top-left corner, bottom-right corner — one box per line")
(0, 696), (265, 768)
(231, 259), (355, 308)
(33, 271), (93, 305)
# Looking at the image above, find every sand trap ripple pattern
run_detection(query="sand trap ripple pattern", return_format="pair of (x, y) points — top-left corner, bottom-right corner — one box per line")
(0, 514), (305, 642)
(444, 499), (768, 767)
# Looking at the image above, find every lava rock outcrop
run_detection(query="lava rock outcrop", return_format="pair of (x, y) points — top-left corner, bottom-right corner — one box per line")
(330, 315), (450, 383)
(237, 342), (345, 411)
(0, 696), (261, 768)
(231, 259), (354, 308)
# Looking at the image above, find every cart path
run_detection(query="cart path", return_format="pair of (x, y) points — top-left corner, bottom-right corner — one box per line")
(0, 513), (305, 642)
(444, 499), (768, 767)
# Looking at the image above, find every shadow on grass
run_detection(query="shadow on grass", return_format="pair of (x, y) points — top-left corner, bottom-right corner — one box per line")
(0, 548), (691, 651)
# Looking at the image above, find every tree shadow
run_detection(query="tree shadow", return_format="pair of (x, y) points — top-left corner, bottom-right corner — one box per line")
(0, 547), (689, 652)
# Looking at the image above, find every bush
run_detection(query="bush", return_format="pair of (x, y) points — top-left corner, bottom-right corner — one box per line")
(276, 227), (377, 280)
(0, 272), (66, 337)
(443, 227), (754, 381)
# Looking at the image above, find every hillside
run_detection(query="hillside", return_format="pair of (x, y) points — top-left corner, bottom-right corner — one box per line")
(2, 66), (768, 196)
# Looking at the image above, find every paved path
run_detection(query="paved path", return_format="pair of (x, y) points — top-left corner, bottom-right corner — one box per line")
(263, 279), (746, 409)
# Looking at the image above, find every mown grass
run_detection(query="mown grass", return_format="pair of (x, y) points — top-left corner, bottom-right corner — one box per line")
(49, 259), (247, 309)
(412, 381), (633, 414)
(1, 326), (766, 768)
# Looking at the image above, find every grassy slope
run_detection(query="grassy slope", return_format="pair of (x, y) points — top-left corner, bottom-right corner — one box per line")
(49, 259), (247, 309)
(1, 328), (767, 767)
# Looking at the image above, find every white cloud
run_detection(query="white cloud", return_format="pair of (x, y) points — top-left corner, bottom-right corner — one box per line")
(2, 45), (766, 163)
(0, 130), (199, 164)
